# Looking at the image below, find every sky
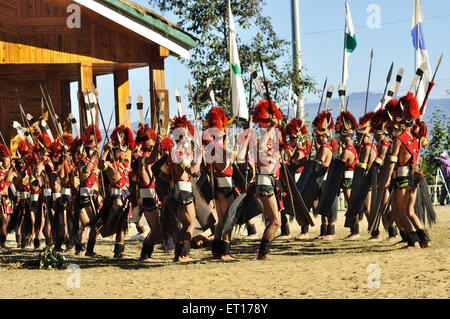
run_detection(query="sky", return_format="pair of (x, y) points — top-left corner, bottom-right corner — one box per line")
(70, 0), (450, 129)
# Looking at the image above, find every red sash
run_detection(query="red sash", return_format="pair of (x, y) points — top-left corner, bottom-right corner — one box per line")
(398, 132), (419, 164)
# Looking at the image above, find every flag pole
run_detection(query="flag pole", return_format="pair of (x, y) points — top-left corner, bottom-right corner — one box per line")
(414, 0), (418, 91)
(341, 0), (348, 88)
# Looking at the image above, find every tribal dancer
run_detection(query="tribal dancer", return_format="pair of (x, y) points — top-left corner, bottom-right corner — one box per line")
(236, 128), (259, 240)
(347, 112), (377, 239)
(134, 124), (163, 262)
(99, 125), (135, 258)
(0, 143), (16, 248)
(75, 125), (103, 256)
(32, 134), (53, 249)
(309, 111), (335, 240)
(250, 100), (283, 260)
(333, 111), (359, 240)
(160, 116), (202, 262)
(385, 93), (431, 248)
(283, 118), (310, 239)
(368, 105), (399, 241)
(203, 107), (235, 260)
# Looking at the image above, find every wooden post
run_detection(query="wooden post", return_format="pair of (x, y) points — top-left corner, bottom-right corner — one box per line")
(150, 58), (168, 134)
(113, 69), (130, 127)
(78, 62), (94, 132)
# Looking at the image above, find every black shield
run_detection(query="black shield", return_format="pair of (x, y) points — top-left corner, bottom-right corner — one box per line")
(316, 159), (345, 219)
(300, 161), (328, 212)
(280, 163), (315, 227)
(192, 179), (216, 231)
(344, 165), (376, 228)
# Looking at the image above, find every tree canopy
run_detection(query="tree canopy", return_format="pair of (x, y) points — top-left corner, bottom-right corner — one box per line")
(148, 0), (316, 123)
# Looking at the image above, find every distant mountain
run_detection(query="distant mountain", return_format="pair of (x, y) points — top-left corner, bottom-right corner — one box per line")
(301, 92), (450, 125)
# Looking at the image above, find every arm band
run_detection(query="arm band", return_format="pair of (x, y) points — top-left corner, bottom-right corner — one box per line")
(357, 162), (367, 169)
(375, 157), (384, 165)
(180, 159), (190, 170)
(160, 165), (169, 174)
(390, 156), (398, 163)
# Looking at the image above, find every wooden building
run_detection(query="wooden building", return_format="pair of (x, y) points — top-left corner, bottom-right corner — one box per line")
(0, 0), (197, 153)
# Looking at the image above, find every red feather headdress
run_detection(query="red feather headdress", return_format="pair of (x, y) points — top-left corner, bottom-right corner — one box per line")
(252, 100), (283, 127)
(312, 111), (334, 135)
(286, 118), (308, 137)
(170, 115), (195, 140)
(161, 137), (174, 152)
(371, 109), (389, 134)
(35, 133), (53, 155)
(399, 92), (420, 122)
(81, 124), (102, 147)
(111, 125), (135, 151)
(135, 124), (157, 144)
(335, 111), (358, 136)
(207, 107), (229, 130)
(357, 112), (374, 135)
(0, 144), (10, 158)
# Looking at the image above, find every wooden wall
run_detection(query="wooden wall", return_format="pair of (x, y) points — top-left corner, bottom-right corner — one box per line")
(0, 0), (169, 152)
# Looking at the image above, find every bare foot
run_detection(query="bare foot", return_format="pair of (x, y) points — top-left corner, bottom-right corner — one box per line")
(245, 234), (259, 240)
(323, 235), (336, 241)
(368, 236), (382, 242)
(220, 254), (236, 261)
(295, 233), (309, 240)
(178, 255), (194, 262)
(277, 234), (291, 240)
(257, 254), (271, 260)
(404, 242), (420, 249)
(386, 235), (399, 243)
(345, 234), (360, 241)
(420, 241), (431, 248)
(140, 257), (159, 263)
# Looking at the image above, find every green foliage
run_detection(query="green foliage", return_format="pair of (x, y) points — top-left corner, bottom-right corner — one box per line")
(39, 247), (67, 269)
(421, 108), (450, 184)
(148, 0), (316, 121)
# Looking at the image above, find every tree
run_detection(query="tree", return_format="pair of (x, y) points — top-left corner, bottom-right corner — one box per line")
(421, 108), (450, 184)
(148, 0), (316, 123)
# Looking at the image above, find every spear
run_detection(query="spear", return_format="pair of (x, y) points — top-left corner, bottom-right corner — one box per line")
(258, 52), (296, 219)
(409, 62), (427, 92)
(136, 95), (144, 126)
(394, 68), (404, 99)
(420, 53), (443, 116)
(317, 78), (328, 115)
(0, 130), (19, 176)
(338, 83), (346, 112)
(379, 62), (394, 108)
(364, 49), (374, 114)
(324, 85), (334, 113)
(90, 83), (119, 176)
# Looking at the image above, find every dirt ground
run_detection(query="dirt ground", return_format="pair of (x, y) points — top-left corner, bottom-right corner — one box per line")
(0, 206), (449, 299)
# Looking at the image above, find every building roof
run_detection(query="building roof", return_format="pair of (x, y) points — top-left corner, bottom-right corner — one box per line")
(73, 0), (198, 59)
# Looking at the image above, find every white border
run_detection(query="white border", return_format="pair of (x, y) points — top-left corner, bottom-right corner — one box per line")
(73, 0), (191, 59)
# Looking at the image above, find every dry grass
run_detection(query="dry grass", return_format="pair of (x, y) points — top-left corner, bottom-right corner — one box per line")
(0, 206), (449, 299)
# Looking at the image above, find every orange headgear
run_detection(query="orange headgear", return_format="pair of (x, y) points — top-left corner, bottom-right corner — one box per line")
(312, 111), (334, 136)
(398, 92), (420, 123)
(81, 124), (102, 148)
(357, 112), (374, 135)
(335, 111), (358, 136)
(111, 125), (135, 151)
(170, 115), (194, 141)
(252, 100), (283, 127)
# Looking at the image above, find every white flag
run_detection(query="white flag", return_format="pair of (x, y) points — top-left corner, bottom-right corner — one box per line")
(412, 0), (431, 107)
(229, 1), (248, 120)
(342, 0), (357, 85)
